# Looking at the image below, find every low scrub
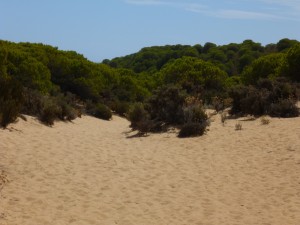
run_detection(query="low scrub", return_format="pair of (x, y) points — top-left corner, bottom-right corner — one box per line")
(178, 122), (208, 138)
(40, 99), (62, 126)
(229, 79), (299, 118)
(112, 101), (130, 117)
(128, 103), (149, 130)
(260, 116), (270, 125)
(93, 104), (112, 120)
(0, 77), (24, 128)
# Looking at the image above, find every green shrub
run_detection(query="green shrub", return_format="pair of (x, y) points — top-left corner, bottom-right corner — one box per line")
(0, 77), (24, 128)
(40, 100), (62, 126)
(147, 85), (187, 124)
(269, 99), (299, 117)
(229, 79), (299, 117)
(60, 103), (78, 121)
(128, 103), (149, 129)
(183, 100), (207, 124)
(178, 122), (208, 138)
(22, 88), (44, 116)
(112, 101), (130, 117)
(93, 103), (112, 120)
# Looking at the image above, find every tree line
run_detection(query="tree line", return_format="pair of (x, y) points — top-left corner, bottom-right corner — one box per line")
(0, 38), (299, 136)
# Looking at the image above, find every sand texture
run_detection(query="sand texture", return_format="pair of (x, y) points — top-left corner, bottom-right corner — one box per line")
(0, 113), (300, 225)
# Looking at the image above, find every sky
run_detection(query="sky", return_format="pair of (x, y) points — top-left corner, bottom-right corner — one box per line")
(1, 0), (300, 62)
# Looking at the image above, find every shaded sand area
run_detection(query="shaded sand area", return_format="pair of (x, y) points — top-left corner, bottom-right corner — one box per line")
(0, 113), (300, 225)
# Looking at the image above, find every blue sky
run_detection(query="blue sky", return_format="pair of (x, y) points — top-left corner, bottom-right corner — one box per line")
(1, 0), (300, 62)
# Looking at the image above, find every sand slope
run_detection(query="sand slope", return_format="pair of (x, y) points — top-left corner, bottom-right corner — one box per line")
(0, 113), (300, 225)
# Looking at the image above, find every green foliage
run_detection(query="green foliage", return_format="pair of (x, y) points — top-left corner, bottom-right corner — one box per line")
(283, 44), (300, 82)
(111, 101), (130, 117)
(87, 103), (112, 120)
(183, 97), (207, 123)
(0, 77), (24, 128)
(40, 98), (62, 126)
(229, 79), (299, 117)
(225, 76), (242, 88)
(277, 38), (299, 52)
(241, 53), (285, 85)
(0, 38), (299, 131)
(160, 57), (228, 101)
(269, 99), (299, 117)
(127, 103), (150, 131)
(179, 97), (209, 138)
(147, 85), (187, 124)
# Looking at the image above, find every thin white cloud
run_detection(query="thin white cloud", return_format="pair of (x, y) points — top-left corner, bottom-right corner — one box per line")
(124, 0), (300, 21)
(261, 0), (300, 9)
(216, 9), (283, 20)
(125, 0), (207, 9)
(125, 0), (170, 6)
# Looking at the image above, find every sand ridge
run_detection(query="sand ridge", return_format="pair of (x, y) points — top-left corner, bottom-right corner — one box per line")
(0, 113), (300, 225)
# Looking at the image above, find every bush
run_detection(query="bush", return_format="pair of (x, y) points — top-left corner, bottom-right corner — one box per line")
(178, 122), (208, 138)
(229, 79), (299, 117)
(147, 85), (187, 124)
(40, 99), (61, 125)
(269, 99), (299, 117)
(22, 88), (44, 116)
(183, 97), (207, 123)
(94, 104), (112, 120)
(0, 77), (24, 128)
(112, 101), (130, 117)
(60, 103), (78, 121)
(128, 103), (149, 129)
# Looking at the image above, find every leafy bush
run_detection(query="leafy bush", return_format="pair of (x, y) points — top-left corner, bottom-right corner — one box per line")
(178, 122), (208, 138)
(0, 77), (24, 128)
(40, 99), (61, 125)
(112, 101), (130, 117)
(229, 79), (299, 117)
(147, 85), (187, 124)
(60, 102), (78, 121)
(22, 88), (44, 116)
(128, 103), (149, 130)
(178, 97), (209, 137)
(93, 103), (112, 120)
(183, 97), (207, 123)
(269, 99), (299, 117)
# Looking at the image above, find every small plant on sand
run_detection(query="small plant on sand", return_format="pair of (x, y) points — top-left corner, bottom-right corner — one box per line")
(221, 112), (227, 125)
(235, 122), (242, 130)
(260, 116), (270, 125)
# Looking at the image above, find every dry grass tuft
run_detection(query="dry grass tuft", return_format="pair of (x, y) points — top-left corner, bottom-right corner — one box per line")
(260, 116), (270, 125)
(235, 122), (242, 130)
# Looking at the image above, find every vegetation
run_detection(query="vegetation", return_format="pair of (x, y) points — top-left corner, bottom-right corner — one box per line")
(0, 38), (299, 137)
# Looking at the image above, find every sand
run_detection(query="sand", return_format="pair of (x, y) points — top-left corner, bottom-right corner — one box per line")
(0, 112), (300, 225)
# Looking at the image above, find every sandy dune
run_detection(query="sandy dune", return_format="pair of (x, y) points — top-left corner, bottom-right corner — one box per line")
(0, 113), (300, 225)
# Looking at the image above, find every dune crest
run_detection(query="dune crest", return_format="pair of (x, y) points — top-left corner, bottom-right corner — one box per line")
(0, 114), (300, 225)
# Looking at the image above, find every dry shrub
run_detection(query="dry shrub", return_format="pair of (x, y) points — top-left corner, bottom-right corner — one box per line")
(260, 116), (270, 125)
(235, 122), (242, 130)
(221, 112), (227, 125)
